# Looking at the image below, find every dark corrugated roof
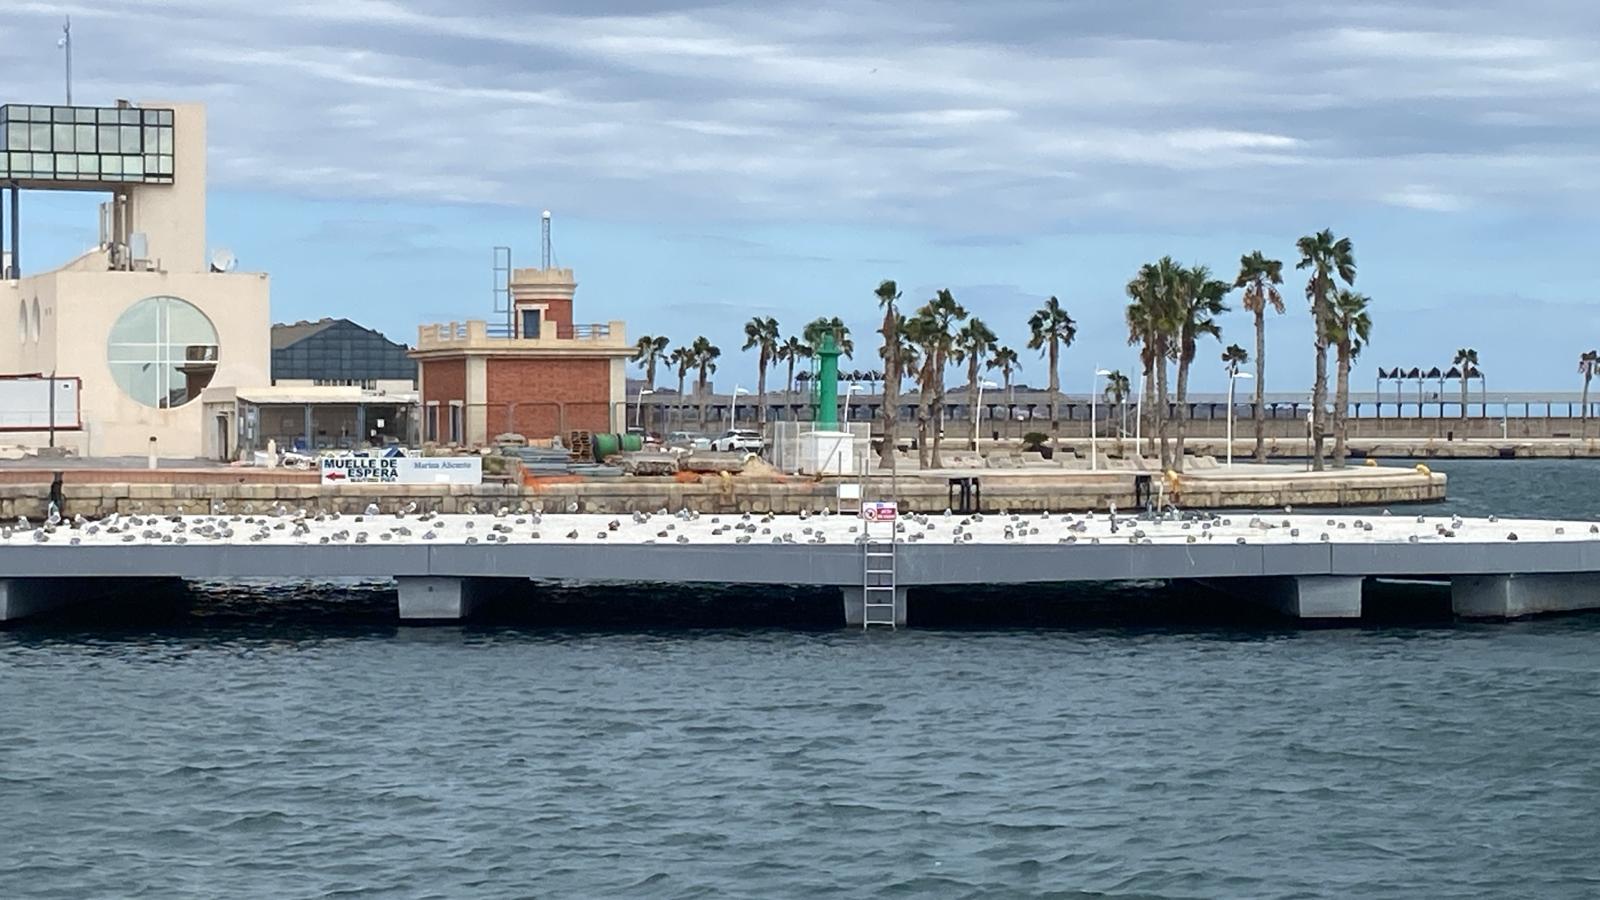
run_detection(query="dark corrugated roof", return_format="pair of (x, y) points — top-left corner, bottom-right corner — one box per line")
(271, 318), (341, 350)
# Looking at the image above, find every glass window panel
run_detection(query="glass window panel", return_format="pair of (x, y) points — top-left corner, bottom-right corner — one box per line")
(108, 343), (162, 362)
(102, 155), (122, 175)
(98, 109), (119, 124)
(158, 129), (173, 154)
(157, 156), (172, 175)
(121, 109), (141, 125)
(144, 110), (160, 124)
(31, 152), (52, 174)
(52, 123), (74, 151)
(9, 152), (29, 170)
(74, 123), (95, 151)
(124, 155), (143, 177)
(55, 154), (77, 174)
(143, 127), (158, 152)
(110, 362), (161, 407)
(76, 108), (96, 123)
(120, 125), (140, 152)
(29, 106), (49, 121)
(53, 107), (73, 123)
(77, 154), (99, 175)
(30, 123), (51, 150)
(157, 109), (173, 125)
(107, 297), (220, 409)
(4, 124), (22, 151)
(98, 124), (119, 152)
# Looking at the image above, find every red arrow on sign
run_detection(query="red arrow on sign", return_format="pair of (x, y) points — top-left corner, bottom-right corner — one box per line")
(324, 471), (346, 481)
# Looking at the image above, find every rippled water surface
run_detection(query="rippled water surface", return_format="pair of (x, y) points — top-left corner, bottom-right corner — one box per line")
(4, 460), (1600, 898)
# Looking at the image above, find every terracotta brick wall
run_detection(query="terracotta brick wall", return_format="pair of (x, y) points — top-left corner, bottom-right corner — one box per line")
(486, 357), (613, 438)
(421, 359), (467, 442)
(544, 299), (573, 332)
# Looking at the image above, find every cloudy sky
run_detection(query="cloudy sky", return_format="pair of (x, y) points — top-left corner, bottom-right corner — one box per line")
(7, 0), (1600, 392)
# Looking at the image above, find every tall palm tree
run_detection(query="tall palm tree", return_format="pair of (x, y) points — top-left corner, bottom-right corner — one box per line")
(875, 280), (902, 467)
(904, 312), (940, 467)
(915, 289), (967, 468)
(1126, 259), (1183, 467)
(1580, 350), (1599, 439)
(632, 335), (671, 389)
(689, 336), (721, 427)
(1172, 264), (1230, 467)
(1103, 369), (1131, 452)
(670, 345), (694, 429)
(986, 345), (1021, 407)
(881, 312), (921, 461)
(1125, 268), (1165, 465)
(1328, 290), (1372, 467)
(1026, 296), (1077, 453)
(741, 316), (781, 426)
(1234, 251), (1284, 461)
(1296, 229), (1356, 471)
(1453, 347), (1478, 423)
(777, 334), (808, 408)
(954, 317), (998, 450)
(803, 317), (853, 358)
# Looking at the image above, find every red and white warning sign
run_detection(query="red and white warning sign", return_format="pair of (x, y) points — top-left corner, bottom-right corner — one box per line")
(862, 501), (899, 521)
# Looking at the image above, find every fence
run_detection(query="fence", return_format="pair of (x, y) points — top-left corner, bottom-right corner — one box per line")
(769, 421), (871, 475)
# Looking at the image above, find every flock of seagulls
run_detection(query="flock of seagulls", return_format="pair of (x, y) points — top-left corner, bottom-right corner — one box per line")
(0, 500), (1594, 549)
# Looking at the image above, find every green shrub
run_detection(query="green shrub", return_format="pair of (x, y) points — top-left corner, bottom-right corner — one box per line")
(1021, 432), (1049, 452)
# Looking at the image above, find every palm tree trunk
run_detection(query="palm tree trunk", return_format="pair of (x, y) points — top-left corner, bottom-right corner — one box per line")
(1334, 345), (1351, 468)
(756, 355), (768, 426)
(675, 373), (686, 429)
(1173, 353), (1190, 472)
(1047, 340), (1060, 453)
(1141, 354), (1155, 461)
(968, 361), (981, 451)
(1154, 343), (1172, 469)
(1582, 374), (1592, 440)
(1311, 280), (1329, 471)
(917, 361), (933, 469)
(931, 351), (948, 469)
(1253, 307), (1267, 461)
(697, 371), (709, 429)
(1460, 376), (1468, 423)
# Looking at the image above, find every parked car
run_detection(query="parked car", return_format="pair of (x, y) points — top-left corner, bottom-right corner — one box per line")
(710, 429), (764, 453)
(667, 431), (712, 451)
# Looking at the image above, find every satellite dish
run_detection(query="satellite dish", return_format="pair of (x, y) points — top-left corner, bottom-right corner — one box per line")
(209, 248), (237, 273)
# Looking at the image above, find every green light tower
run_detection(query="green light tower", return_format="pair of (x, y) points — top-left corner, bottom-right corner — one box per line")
(814, 330), (842, 429)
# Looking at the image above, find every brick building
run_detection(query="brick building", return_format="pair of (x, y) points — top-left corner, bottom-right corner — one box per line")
(409, 267), (630, 445)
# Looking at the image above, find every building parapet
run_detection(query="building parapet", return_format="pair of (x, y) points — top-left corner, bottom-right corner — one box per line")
(414, 318), (629, 353)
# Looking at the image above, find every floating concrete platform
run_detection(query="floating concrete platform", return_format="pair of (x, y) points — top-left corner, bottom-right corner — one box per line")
(3, 510), (1600, 625)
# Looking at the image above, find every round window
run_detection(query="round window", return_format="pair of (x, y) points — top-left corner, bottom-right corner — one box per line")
(30, 297), (40, 342)
(107, 296), (219, 408)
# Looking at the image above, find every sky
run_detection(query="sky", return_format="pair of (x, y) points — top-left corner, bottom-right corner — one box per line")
(6, 0), (1600, 395)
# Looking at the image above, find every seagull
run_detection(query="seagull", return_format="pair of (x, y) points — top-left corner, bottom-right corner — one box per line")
(365, 503), (381, 517)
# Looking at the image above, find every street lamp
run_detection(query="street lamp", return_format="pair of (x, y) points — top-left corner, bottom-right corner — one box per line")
(634, 387), (654, 432)
(1226, 370), (1254, 467)
(727, 386), (750, 432)
(1091, 369), (1112, 470)
(846, 383), (866, 423)
(974, 380), (998, 449)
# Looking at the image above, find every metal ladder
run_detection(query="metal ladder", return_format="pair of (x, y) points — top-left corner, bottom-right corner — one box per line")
(861, 534), (898, 629)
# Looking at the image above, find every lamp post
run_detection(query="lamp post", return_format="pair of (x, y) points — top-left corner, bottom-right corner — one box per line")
(1226, 370), (1253, 467)
(974, 380), (998, 449)
(846, 382), (866, 424)
(634, 387), (654, 432)
(1091, 368), (1112, 470)
(727, 386), (749, 433)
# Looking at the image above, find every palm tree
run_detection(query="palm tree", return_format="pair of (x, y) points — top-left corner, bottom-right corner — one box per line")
(1103, 369), (1131, 452)
(1234, 251), (1284, 461)
(986, 345), (1021, 407)
(1328, 290), (1372, 466)
(881, 312), (921, 462)
(803, 316), (853, 358)
(954, 317), (998, 450)
(1453, 347), (1478, 423)
(1580, 350), (1599, 439)
(632, 335), (671, 389)
(914, 289), (967, 468)
(1222, 343), (1249, 375)
(777, 334), (808, 413)
(669, 345), (694, 429)
(741, 316), (781, 426)
(1125, 269), (1164, 465)
(1172, 264), (1230, 468)
(875, 280), (902, 467)
(689, 336), (721, 427)
(1026, 296), (1077, 453)
(1296, 229), (1356, 471)
(1126, 259), (1183, 467)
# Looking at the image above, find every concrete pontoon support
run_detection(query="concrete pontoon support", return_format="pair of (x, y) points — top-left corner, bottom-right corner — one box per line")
(1452, 573), (1600, 619)
(397, 576), (485, 622)
(842, 586), (907, 627)
(1245, 575), (1364, 619)
(0, 578), (75, 622)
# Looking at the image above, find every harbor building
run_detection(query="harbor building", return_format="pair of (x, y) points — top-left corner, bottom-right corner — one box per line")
(0, 100), (269, 458)
(410, 263), (631, 445)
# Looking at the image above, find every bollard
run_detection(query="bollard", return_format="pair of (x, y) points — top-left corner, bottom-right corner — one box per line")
(148, 435), (158, 470)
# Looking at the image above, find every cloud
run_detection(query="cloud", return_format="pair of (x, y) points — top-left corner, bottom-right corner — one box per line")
(6, 0), (1598, 232)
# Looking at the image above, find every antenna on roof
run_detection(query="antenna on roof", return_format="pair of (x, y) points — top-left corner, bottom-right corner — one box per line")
(541, 210), (553, 269)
